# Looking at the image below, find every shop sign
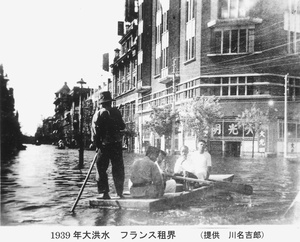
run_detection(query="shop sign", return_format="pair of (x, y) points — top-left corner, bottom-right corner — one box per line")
(258, 129), (267, 153)
(212, 122), (255, 137)
(212, 123), (222, 137)
(244, 126), (254, 137)
(224, 122), (243, 137)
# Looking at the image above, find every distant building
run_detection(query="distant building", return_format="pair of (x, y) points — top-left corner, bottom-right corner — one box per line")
(1, 64), (24, 156)
(53, 82), (90, 147)
(53, 82), (71, 142)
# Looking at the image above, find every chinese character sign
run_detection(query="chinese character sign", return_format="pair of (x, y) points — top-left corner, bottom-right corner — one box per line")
(258, 129), (267, 152)
(212, 123), (222, 137)
(224, 122), (243, 137)
(212, 122), (254, 138)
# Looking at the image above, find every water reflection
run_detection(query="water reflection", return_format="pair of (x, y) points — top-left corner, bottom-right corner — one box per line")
(1, 144), (300, 226)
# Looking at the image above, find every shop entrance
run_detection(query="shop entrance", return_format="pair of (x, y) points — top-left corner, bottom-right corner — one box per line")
(225, 141), (241, 157)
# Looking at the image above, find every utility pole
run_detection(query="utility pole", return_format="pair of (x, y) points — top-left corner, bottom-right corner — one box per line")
(77, 78), (86, 169)
(284, 74), (289, 158)
(170, 58), (177, 155)
(288, 0), (291, 53)
(293, 0), (297, 53)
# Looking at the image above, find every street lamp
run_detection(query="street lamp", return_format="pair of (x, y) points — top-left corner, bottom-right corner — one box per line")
(77, 78), (86, 169)
(284, 74), (289, 158)
(170, 58), (177, 155)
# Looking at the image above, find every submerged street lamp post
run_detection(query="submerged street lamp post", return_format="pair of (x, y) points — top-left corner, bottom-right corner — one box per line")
(171, 58), (177, 155)
(284, 74), (289, 158)
(77, 78), (86, 169)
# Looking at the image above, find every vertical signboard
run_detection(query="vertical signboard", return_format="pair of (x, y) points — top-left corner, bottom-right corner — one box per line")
(258, 129), (267, 153)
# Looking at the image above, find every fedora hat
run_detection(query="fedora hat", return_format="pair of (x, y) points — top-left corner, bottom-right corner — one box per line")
(99, 91), (115, 104)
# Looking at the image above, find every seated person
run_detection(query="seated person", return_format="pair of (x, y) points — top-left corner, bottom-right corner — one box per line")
(188, 140), (212, 180)
(173, 145), (198, 189)
(174, 145), (190, 175)
(129, 146), (165, 198)
(173, 141), (212, 189)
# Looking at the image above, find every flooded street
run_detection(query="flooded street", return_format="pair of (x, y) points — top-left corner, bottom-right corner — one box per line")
(1, 144), (300, 226)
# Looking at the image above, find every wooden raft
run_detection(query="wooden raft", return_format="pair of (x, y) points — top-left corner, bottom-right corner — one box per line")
(89, 174), (234, 212)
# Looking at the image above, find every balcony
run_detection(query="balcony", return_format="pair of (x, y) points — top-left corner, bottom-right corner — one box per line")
(207, 17), (263, 28)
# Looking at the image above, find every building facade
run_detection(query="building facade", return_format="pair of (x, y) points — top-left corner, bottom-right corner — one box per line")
(53, 82), (91, 148)
(111, 0), (300, 157)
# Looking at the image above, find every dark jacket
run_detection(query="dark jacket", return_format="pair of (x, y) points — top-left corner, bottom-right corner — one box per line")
(91, 107), (125, 147)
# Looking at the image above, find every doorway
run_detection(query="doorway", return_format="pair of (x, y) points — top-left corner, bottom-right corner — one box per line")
(225, 141), (241, 157)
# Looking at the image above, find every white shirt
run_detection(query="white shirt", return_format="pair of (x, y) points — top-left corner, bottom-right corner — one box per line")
(185, 151), (211, 180)
(174, 154), (193, 174)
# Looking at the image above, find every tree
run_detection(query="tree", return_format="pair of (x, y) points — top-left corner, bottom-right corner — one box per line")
(179, 96), (223, 142)
(144, 104), (179, 141)
(123, 120), (137, 152)
(236, 103), (269, 158)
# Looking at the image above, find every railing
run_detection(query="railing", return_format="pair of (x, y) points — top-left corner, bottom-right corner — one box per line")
(137, 74), (299, 114)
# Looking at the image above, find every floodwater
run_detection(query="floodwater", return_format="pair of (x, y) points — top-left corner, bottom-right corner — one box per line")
(1, 144), (300, 226)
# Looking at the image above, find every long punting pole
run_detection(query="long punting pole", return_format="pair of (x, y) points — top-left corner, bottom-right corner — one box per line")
(71, 153), (98, 212)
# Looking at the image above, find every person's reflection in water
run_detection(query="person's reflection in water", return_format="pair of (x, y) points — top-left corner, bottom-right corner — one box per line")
(94, 208), (125, 226)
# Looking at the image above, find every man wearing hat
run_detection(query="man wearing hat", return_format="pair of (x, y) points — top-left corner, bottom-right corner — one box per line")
(91, 91), (126, 199)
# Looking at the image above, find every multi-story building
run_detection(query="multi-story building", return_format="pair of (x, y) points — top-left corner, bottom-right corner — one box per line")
(1, 65), (25, 154)
(53, 82), (90, 147)
(178, 0), (300, 156)
(112, 0), (300, 157)
(53, 82), (71, 142)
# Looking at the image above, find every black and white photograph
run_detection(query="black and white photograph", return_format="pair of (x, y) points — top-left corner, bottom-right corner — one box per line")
(1, 0), (300, 241)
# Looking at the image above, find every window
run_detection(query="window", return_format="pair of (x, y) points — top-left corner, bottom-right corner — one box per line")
(137, 64), (142, 81)
(117, 78), (120, 95)
(186, 0), (195, 22)
(185, 0), (195, 61)
(289, 78), (300, 99)
(121, 78), (125, 93)
(155, 9), (162, 75)
(185, 75), (295, 98)
(223, 30), (230, 53)
(246, 76), (255, 95)
(122, 43), (126, 55)
(156, 24), (162, 44)
(155, 56), (161, 76)
(127, 38), (131, 51)
(219, 77), (249, 96)
(238, 77), (246, 95)
(162, 47), (169, 69)
(132, 102), (136, 118)
(222, 77), (229, 95)
(230, 77), (237, 95)
(125, 104), (130, 122)
(125, 63), (130, 75)
(161, 10), (169, 73)
(138, 34), (142, 51)
(218, 0), (248, 19)
(162, 11), (168, 32)
(156, 10), (162, 44)
(212, 28), (254, 54)
(279, 122), (299, 139)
